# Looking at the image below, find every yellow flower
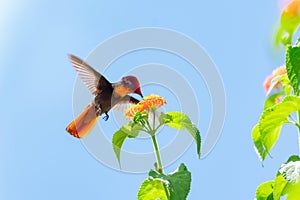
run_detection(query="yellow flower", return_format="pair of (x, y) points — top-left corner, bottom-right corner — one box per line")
(125, 94), (167, 118)
(125, 104), (145, 118)
(140, 94), (167, 110)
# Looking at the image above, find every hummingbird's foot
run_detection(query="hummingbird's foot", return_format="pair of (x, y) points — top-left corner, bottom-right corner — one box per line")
(103, 112), (109, 121)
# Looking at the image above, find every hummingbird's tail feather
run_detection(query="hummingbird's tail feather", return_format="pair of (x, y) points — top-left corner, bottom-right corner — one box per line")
(66, 103), (99, 138)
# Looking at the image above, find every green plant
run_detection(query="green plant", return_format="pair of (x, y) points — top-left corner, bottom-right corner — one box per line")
(112, 94), (201, 200)
(253, 62), (300, 199)
(253, 1), (300, 199)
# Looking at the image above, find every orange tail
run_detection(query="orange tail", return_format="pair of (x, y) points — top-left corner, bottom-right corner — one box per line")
(66, 103), (99, 138)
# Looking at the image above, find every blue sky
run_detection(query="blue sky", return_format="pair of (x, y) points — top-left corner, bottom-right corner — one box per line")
(1, 0), (299, 199)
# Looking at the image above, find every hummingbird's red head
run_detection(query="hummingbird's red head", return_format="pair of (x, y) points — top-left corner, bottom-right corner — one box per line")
(122, 75), (143, 98)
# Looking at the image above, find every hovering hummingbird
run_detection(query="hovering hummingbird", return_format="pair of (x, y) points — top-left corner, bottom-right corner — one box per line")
(66, 54), (143, 138)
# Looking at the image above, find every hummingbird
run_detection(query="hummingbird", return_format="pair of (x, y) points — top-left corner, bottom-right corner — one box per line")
(66, 54), (143, 138)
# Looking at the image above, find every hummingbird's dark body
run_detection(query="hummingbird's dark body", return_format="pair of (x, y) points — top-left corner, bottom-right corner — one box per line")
(66, 55), (143, 138)
(93, 76), (114, 119)
(94, 81), (140, 120)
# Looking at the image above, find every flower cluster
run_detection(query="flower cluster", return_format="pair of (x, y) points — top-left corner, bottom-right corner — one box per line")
(125, 94), (167, 118)
(263, 65), (287, 92)
(281, 0), (300, 18)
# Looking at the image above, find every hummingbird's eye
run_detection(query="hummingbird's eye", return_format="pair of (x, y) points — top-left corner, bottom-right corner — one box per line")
(124, 80), (132, 86)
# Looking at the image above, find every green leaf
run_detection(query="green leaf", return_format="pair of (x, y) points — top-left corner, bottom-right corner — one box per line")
(274, 156), (300, 200)
(158, 112), (173, 124)
(149, 163), (191, 200)
(279, 156), (300, 184)
(252, 125), (264, 160)
(255, 181), (274, 200)
(253, 96), (300, 161)
(273, 173), (287, 200)
(264, 93), (283, 109)
(258, 170), (289, 200)
(286, 155), (300, 163)
(137, 178), (168, 200)
(112, 122), (142, 165)
(255, 156), (300, 200)
(112, 129), (128, 165)
(121, 121), (143, 138)
(165, 111), (201, 158)
(286, 84), (293, 96)
(283, 180), (300, 200)
(286, 43), (300, 94)
(259, 96), (299, 134)
(252, 124), (282, 161)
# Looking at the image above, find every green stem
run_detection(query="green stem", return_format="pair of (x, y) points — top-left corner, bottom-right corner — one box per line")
(145, 119), (153, 133)
(148, 110), (169, 199)
(297, 91), (300, 156)
(141, 128), (149, 133)
(151, 135), (163, 172)
(289, 120), (300, 129)
(297, 111), (300, 156)
(154, 123), (163, 133)
(142, 122), (151, 133)
(152, 110), (156, 130)
(151, 134), (169, 199)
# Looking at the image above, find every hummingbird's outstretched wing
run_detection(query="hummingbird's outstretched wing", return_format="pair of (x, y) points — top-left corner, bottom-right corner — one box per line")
(112, 95), (140, 113)
(69, 54), (112, 95)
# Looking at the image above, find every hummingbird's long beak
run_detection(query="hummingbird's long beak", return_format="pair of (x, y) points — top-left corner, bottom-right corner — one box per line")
(134, 87), (143, 98)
